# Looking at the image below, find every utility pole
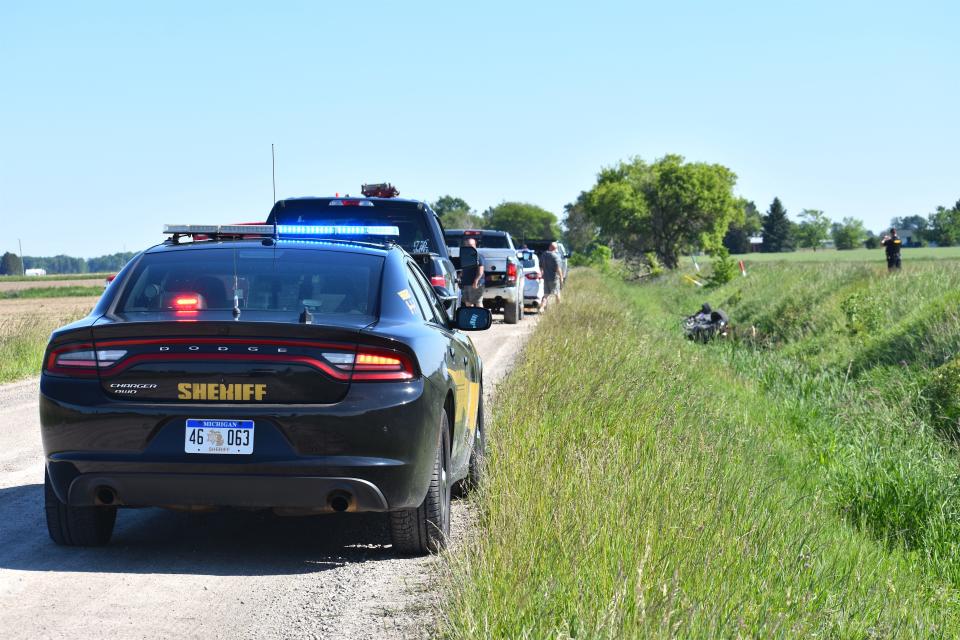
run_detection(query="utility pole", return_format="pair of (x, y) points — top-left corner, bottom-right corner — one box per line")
(17, 238), (24, 275)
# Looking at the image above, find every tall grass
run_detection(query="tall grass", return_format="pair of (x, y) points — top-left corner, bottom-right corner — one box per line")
(0, 286), (103, 300)
(443, 270), (960, 637)
(0, 315), (84, 382)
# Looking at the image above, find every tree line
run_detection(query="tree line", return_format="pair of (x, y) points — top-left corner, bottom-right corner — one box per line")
(559, 155), (960, 269)
(432, 198), (562, 243)
(0, 251), (137, 275)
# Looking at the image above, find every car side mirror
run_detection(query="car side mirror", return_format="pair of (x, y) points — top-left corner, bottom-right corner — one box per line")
(456, 306), (492, 331)
(433, 286), (457, 310)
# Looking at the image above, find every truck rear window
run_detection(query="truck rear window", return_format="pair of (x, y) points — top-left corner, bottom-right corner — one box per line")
(116, 248), (383, 321)
(444, 232), (511, 249)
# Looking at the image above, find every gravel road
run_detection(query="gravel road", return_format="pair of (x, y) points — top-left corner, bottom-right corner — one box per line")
(0, 316), (538, 639)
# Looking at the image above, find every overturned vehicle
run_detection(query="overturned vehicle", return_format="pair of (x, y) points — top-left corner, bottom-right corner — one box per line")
(683, 303), (729, 343)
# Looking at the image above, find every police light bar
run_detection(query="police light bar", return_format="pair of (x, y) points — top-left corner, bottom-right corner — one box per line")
(163, 224), (275, 236)
(276, 225), (400, 237)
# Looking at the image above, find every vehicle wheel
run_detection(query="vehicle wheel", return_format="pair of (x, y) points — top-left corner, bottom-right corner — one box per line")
(390, 412), (452, 555)
(503, 298), (519, 324)
(464, 389), (486, 493)
(44, 470), (116, 546)
(518, 294), (525, 320)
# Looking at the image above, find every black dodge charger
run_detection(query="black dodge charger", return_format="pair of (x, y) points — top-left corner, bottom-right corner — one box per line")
(40, 220), (491, 555)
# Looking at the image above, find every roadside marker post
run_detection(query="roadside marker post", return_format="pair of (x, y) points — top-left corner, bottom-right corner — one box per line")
(739, 260), (747, 277)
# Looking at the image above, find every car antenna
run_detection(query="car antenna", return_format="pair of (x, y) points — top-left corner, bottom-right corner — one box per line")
(272, 143), (279, 240)
(232, 246), (242, 320)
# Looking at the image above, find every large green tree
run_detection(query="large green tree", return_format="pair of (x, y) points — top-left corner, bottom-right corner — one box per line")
(0, 252), (23, 275)
(761, 197), (794, 253)
(795, 209), (831, 251)
(431, 195), (483, 230)
(483, 202), (561, 243)
(561, 193), (598, 254)
(927, 202), (960, 246)
(723, 200), (762, 254)
(831, 217), (868, 250)
(583, 155), (740, 268)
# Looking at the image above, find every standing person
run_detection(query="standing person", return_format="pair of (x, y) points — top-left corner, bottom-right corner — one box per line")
(540, 242), (564, 311)
(459, 237), (485, 307)
(881, 228), (902, 271)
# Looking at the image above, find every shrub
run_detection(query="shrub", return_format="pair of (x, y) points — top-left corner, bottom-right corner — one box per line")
(926, 358), (960, 436)
(841, 291), (884, 336)
(706, 248), (736, 288)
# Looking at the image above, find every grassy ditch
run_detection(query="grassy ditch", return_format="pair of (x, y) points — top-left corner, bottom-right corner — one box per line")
(0, 316), (65, 382)
(0, 286), (103, 300)
(443, 268), (960, 638)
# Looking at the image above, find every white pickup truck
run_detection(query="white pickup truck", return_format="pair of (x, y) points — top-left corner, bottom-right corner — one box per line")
(444, 229), (526, 324)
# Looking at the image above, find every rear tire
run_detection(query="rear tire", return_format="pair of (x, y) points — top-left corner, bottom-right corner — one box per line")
(503, 298), (519, 324)
(464, 390), (486, 493)
(44, 470), (116, 546)
(390, 413), (452, 555)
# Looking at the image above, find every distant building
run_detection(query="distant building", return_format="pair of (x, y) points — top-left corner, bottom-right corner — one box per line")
(748, 235), (763, 252)
(899, 230), (920, 247)
(25, 268), (46, 276)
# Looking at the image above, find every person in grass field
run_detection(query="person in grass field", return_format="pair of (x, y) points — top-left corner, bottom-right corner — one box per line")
(881, 227), (902, 271)
(539, 242), (564, 311)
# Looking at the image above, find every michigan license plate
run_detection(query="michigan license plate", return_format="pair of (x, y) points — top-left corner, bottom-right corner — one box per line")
(184, 419), (254, 454)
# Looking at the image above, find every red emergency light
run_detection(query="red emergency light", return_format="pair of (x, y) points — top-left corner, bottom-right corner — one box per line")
(360, 183), (399, 198)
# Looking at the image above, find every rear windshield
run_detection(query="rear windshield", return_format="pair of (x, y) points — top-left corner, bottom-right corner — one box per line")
(116, 247), (383, 321)
(444, 232), (511, 249)
(270, 200), (441, 255)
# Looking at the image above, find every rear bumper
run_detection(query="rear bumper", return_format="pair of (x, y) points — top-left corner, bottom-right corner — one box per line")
(61, 470), (388, 512)
(482, 284), (520, 305)
(41, 376), (442, 512)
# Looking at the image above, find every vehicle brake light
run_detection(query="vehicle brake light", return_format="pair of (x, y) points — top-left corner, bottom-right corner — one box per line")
(506, 261), (518, 282)
(430, 275), (446, 287)
(173, 295), (201, 310)
(46, 345), (128, 376)
(525, 272), (541, 280)
(321, 347), (415, 381)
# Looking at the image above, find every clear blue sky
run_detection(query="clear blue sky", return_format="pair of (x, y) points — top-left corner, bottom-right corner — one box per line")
(2, 1), (957, 257)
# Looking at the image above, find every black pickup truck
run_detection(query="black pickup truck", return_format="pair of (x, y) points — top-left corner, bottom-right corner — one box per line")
(266, 189), (460, 318)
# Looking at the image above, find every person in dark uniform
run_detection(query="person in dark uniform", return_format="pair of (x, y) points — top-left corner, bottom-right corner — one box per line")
(459, 237), (485, 307)
(881, 228), (902, 271)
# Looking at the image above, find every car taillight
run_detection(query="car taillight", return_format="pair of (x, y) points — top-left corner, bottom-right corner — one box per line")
(320, 347), (416, 381)
(46, 344), (128, 376)
(525, 272), (541, 280)
(430, 275), (447, 287)
(506, 262), (518, 282)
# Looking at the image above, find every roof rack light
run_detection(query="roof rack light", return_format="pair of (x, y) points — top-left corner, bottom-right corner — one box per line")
(163, 224), (275, 236)
(276, 224), (399, 236)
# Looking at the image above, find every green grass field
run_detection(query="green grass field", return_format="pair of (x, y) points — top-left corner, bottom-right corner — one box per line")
(0, 286), (104, 300)
(0, 273), (110, 282)
(443, 262), (960, 638)
(725, 245), (960, 264)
